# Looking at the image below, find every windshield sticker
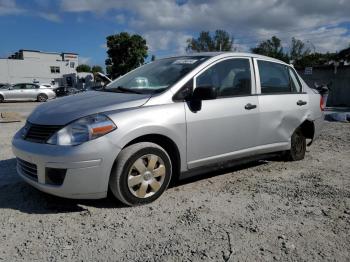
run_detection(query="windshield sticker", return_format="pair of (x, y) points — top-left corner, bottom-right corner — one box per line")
(173, 59), (198, 65)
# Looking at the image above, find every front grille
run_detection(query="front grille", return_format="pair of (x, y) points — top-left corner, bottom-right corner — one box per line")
(17, 158), (38, 181)
(24, 122), (62, 143)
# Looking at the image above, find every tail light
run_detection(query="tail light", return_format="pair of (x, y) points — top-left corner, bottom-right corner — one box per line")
(320, 95), (325, 111)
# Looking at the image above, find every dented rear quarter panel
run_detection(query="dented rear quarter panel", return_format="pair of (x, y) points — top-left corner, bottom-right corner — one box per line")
(257, 93), (310, 147)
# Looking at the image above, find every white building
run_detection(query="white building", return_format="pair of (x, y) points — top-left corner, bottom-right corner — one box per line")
(0, 49), (79, 85)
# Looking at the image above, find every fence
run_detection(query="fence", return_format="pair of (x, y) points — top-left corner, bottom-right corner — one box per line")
(297, 66), (350, 107)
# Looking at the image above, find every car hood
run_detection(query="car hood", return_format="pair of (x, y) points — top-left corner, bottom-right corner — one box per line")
(28, 91), (150, 125)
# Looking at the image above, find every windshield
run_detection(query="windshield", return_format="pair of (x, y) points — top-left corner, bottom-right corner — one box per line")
(106, 56), (209, 94)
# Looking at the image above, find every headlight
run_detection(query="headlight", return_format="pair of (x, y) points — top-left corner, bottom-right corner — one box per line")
(47, 114), (116, 146)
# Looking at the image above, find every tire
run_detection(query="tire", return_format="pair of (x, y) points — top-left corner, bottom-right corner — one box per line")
(285, 128), (306, 161)
(37, 94), (48, 102)
(109, 142), (172, 206)
(0, 95), (4, 103)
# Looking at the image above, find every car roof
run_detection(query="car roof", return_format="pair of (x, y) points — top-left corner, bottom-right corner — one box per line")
(165, 52), (288, 65)
(13, 83), (38, 85)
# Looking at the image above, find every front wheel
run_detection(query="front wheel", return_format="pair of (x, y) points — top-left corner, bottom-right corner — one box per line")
(0, 95), (4, 103)
(285, 128), (306, 161)
(109, 142), (172, 206)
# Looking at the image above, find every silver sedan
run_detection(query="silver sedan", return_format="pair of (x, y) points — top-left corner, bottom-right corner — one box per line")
(0, 83), (56, 102)
(12, 52), (324, 206)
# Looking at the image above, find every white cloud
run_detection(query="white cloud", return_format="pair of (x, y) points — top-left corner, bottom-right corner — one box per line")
(1, 0), (62, 24)
(79, 56), (91, 65)
(0, 0), (23, 15)
(115, 14), (125, 24)
(144, 31), (192, 55)
(33, 0), (50, 8)
(60, 0), (350, 53)
(38, 12), (61, 23)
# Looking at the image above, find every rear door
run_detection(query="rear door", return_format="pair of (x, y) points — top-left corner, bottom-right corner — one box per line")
(185, 57), (260, 169)
(23, 84), (40, 100)
(254, 59), (309, 146)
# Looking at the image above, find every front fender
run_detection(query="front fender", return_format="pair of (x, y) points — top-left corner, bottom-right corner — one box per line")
(105, 103), (187, 172)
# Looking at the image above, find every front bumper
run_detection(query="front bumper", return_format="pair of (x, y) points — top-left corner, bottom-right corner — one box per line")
(12, 130), (121, 199)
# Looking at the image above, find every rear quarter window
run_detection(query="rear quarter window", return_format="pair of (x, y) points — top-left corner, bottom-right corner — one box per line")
(289, 68), (302, 92)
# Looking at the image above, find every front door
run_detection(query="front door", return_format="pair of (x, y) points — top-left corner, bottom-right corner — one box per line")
(23, 84), (40, 100)
(5, 84), (23, 100)
(185, 57), (260, 169)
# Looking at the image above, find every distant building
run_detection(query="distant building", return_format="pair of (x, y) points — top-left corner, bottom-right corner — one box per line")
(0, 49), (79, 85)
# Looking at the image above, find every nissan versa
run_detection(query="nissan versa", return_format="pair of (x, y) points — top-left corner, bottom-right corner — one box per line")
(12, 52), (324, 206)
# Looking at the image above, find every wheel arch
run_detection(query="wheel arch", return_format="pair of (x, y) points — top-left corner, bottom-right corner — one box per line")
(299, 119), (315, 146)
(123, 134), (182, 181)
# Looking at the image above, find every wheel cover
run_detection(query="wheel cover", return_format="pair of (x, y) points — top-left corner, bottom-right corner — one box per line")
(127, 154), (166, 198)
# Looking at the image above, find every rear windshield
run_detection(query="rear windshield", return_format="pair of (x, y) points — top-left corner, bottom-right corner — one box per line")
(106, 56), (209, 94)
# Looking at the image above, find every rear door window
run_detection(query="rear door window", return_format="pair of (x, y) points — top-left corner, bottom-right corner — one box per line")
(258, 60), (291, 94)
(25, 84), (36, 89)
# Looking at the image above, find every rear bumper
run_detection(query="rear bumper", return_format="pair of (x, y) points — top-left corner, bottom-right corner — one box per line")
(48, 92), (56, 100)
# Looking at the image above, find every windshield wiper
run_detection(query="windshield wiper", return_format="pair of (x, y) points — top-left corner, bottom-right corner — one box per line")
(113, 86), (143, 94)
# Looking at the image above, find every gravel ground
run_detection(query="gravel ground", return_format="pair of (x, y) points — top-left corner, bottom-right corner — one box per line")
(0, 102), (38, 118)
(0, 118), (349, 261)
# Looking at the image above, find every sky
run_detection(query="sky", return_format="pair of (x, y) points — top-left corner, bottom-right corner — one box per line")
(1, 0), (350, 68)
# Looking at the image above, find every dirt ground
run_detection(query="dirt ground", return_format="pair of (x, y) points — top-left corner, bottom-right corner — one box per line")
(0, 119), (349, 261)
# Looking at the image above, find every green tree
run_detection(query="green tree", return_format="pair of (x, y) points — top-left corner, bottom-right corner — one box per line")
(295, 52), (336, 69)
(186, 30), (234, 52)
(76, 64), (91, 73)
(91, 65), (104, 74)
(251, 36), (289, 62)
(105, 32), (148, 79)
(290, 37), (310, 62)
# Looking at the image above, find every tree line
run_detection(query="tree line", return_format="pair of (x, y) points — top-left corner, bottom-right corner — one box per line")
(80, 30), (347, 78)
(76, 64), (104, 74)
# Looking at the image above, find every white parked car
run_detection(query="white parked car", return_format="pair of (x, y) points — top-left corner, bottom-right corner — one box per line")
(0, 83), (56, 102)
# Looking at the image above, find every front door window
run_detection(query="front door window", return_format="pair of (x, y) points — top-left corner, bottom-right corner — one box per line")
(196, 58), (252, 97)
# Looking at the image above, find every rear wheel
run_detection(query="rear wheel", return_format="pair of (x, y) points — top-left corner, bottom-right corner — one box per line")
(109, 142), (172, 206)
(285, 128), (306, 161)
(0, 95), (4, 103)
(37, 94), (48, 102)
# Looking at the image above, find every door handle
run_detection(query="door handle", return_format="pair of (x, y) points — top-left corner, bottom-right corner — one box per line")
(245, 103), (257, 110)
(297, 100), (307, 106)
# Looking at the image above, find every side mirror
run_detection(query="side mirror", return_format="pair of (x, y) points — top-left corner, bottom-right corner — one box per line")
(189, 85), (217, 112)
(192, 85), (217, 101)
